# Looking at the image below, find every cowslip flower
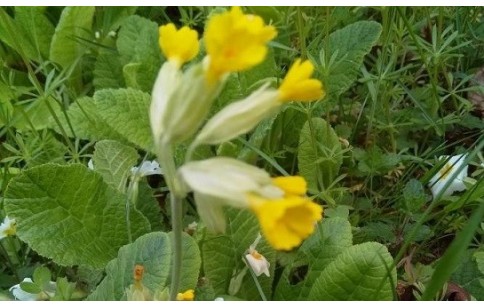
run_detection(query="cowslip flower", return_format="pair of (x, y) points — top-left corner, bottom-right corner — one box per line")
(179, 157), (323, 250)
(244, 233), (270, 277)
(0, 216), (16, 240)
(9, 278), (56, 301)
(204, 6), (277, 84)
(428, 154), (468, 199)
(151, 24), (222, 145)
(159, 23), (199, 68)
(176, 289), (195, 301)
(192, 59), (324, 146)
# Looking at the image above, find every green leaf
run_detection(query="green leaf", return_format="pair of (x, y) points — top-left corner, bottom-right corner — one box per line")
(92, 140), (139, 193)
(0, 8), (38, 61)
(87, 232), (171, 300)
(94, 88), (153, 152)
(136, 182), (165, 231)
(49, 7), (95, 89)
(317, 20), (382, 98)
(55, 97), (127, 142)
(403, 179), (427, 213)
(94, 51), (126, 90)
(4, 164), (150, 268)
(12, 96), (61, 131)
(298, 118), (343, 191)
(20, 281), (41, 294)
(52, 277), (75, 301)
(87, 231), (200, 300)
(274, 217), (353, 300)
(117, 15), (162, 92)
(15, 7), (55, 60)
(451, 250), (484, 300)
(308, 242), (396, 300)
(201, 209), (275, 300)
(33, 266), (52, 289)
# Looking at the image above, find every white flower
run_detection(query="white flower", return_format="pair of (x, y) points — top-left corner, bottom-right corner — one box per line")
(428, 154), (468, 198)
(87, 159), (94, 170)
(131, 160), (163, 177)
(0, 216), (16, 240)
(9, 278), (56, 301)
(214, 297), (224, 301)
(244, 233), (270, 277)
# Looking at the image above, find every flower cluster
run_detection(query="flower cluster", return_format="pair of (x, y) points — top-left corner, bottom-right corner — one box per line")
(150, 7), (325, 251)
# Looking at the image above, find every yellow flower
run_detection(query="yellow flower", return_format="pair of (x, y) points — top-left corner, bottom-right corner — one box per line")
(204, 6), (277, 83)
(159, 23), (199, 66)
(179, 158), (323, 250)
(176, 289), (195, 301)
(278, 59), (325, 102)
(249, 177), (323, 251)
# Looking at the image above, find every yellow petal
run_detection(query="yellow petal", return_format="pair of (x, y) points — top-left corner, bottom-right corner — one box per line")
(159, 23), (199, 66)
(251, 197), (323, 250)
(176, 289), (195, 301)
(278, 59), (325, 102)
(204, 7), (277, 83)
(272, 176), (307, 196)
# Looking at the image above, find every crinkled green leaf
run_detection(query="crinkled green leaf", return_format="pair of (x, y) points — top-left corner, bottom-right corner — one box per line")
(87, 231), (200, 300)
(201, 209), (275, 300)
(4, 164), (150, 268)
(117, 15), (162, 92)
(298, 117), (343, 191)
(94, 88), (153, 152)
(274, 217), (353, 300)
(15, 7), (54, 60)
(92, 140), (139, 193)
(317, 21), (382, 98)
(55, 97), (127, 142)
(86, 232), (171, 301)
(308, 242), (396, 300)
(94, 51), (126, 90)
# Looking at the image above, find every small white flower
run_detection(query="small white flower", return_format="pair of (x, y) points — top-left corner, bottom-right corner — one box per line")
(94, 31), (100, 40)
(428, 154), (468, 199)
(108, 30), (117, 38)
(0, 216), (16, 240)
(214, 297), (224, 301)
(87, 159), (94, 170)
(244, 233), (270, 277)
(9, 278), (56, 301)
(131, 160), (163, 177)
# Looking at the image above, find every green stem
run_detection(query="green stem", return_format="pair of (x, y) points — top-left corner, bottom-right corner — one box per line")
(169, 193), (183, 301)
(156, 141), (184, 301)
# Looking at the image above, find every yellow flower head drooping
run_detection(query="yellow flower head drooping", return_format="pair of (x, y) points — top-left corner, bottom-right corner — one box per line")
(204, 7), (277, 83)
(249, 176), (323, 251)
(159, 23), (199, 66)
(176, 289), (195, 301)
(278, 59), (325, 102)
